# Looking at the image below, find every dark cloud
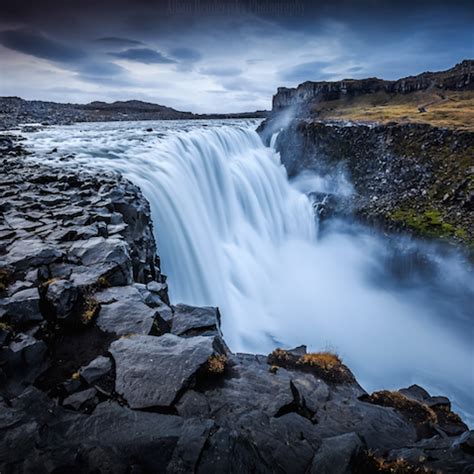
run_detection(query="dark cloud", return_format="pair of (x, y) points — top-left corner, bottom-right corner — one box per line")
(108, 47), (175, 64)
(77, 61), (125, 77)
(200, 66), (242, 77)
(95, 37), (144, 47)
(0, 0), (472, 111)
(280, 61), (334, 84)
(169, 47), (202, 62)
(0, 28), (85, 62)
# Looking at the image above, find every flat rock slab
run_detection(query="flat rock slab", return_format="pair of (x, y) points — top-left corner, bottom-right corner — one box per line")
(97, 299), (156, 336)
(310, 432), (363, 474)
(6, 239), (62, 272)
(96, 286), (158, 336)
(171, 304), (221, 337)
(110, 333), (216, 409)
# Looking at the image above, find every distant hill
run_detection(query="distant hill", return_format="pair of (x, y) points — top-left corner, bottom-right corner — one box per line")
(0, 97), (269, 130)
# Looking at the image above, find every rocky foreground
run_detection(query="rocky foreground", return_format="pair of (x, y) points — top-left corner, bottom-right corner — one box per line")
(1, 136), (473, 473)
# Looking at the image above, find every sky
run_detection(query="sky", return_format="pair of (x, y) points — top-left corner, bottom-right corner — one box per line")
(0, 0), (473, 113)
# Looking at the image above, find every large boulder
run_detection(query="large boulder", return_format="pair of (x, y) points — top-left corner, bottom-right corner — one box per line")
(310, 432), (364, 474)
(96, 285), (161, 336)
(2, 287), (43, 325)
(110, 334), (221, 409)
(171, 304), (222, 338)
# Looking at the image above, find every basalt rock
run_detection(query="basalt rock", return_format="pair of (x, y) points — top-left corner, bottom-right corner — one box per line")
(110, 333), (224, 409)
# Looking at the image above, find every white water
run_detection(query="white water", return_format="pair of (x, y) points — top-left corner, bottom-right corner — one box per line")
(21, 119), (474, 424)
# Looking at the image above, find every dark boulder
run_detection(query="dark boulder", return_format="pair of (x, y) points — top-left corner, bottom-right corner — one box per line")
(110, 333), (222, 408)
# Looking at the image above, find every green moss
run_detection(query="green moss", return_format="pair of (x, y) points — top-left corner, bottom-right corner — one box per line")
(0, 322), (12, 331)
(454, 227), (468, 239)
(390, 208), (458, 239)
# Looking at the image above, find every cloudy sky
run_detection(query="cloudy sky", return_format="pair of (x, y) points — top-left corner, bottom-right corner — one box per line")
(0, 0), (472, 113)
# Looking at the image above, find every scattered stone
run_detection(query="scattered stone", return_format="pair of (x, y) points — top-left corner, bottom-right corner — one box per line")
(79, 355), (112, 384)
(44, 279), (78, 322)
(63, 387), (98, 410)
(96, 295), (157, 336)
(5, 239), (62, 272)
(2, 287), (43, 325)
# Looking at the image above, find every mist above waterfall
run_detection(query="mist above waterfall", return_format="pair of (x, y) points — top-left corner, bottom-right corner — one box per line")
(23, 119), (474, 425)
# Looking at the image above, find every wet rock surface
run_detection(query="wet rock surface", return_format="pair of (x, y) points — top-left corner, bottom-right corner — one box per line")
(0, 138), (473, 473)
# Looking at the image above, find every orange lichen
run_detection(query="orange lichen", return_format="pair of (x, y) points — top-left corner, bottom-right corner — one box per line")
(267, 348), (355, 384)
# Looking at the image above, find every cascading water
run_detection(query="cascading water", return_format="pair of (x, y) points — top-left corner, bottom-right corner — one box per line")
(24, 119), (474, 424)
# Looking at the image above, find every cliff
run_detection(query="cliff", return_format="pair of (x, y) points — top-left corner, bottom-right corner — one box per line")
(260, 61), (474, 248)
(1, 137), (473, 472)
(273, 60), (473, 111)
(267, 121), (474, 246)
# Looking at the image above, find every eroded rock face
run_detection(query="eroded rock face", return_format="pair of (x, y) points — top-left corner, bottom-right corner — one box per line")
(0, 140), (473, 473)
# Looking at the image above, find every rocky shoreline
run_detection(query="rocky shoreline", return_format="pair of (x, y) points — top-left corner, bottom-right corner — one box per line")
(0, 97), (268, 131)
(1, 136), (473, 473)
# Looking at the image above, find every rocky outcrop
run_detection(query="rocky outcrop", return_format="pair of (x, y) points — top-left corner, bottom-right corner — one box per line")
(259, 118), (474, 249)
(1, 138), (473, 473)
(273, 60), (473, 111)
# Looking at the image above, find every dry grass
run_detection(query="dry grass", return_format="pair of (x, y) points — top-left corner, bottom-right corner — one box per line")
(97, 276), (110, 289)
(0, 268), (11, 292)
(312, 90), (474, 131)
(81, 297), (99, 324)
(352, 450), (434, 473)
(0, 322), (12, 331)
(362, 390), (437, 426)
(71, 371), (80, 380)
(39, 277), (59, 289)
(206, 354), (227, 374)
(268, 348), (354, 384)
(297, 351), (342, 370)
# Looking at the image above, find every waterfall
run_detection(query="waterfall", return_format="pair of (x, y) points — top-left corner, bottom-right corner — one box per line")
(24, 120), (474, 424)
(116, 125), (317, 350)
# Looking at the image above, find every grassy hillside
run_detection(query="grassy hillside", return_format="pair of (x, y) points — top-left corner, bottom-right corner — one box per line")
(311, 90), (474, 131)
